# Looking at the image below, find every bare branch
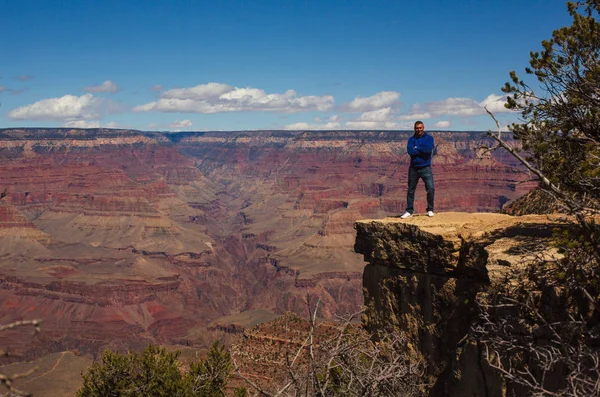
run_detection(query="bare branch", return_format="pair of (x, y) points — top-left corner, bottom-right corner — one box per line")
(0, 320), (41, 334)
(0, 320), (41, 397)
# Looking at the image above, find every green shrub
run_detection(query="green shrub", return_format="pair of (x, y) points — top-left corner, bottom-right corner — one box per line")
(77, 341), (246, 397)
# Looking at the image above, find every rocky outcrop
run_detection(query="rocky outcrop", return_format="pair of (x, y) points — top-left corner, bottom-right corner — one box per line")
(354, 212), (566, 396)
(501, 187), (565, 215)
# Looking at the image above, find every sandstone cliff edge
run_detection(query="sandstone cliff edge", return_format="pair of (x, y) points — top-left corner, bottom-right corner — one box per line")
(355, 212), (568, 396)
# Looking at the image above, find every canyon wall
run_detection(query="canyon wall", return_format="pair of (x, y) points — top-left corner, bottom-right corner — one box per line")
(0, 128), (533, 360)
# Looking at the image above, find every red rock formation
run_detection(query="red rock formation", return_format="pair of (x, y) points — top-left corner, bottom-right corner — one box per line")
(0, 128), (534, 362)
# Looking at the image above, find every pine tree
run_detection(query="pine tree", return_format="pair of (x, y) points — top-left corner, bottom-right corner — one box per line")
(77, 345), (187, 397)
(478, 2), (600, 395)
(502, 0), (600, 208)
(185, 341), (234, 397)
(77, 342), (246, 397)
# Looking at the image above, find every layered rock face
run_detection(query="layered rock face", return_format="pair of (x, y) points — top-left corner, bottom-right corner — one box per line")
(177, 130), (533, 317)
(355, 213), (565, 396)
(179, 130), (531, 215)
(0, 128), (533, 362)
(0, 129), (221, 359)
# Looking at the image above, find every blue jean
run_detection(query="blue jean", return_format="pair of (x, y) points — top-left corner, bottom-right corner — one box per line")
(405, 166), (435, 213)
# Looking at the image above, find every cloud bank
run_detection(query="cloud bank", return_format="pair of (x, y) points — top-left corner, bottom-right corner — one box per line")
(284, 91), (510, 130)
(434, 120), (451, 128)
(169, 119), (193, 128)
(8, 93), (121, 121)
(409, 95), (511, 118)
(284, 115), (341, 130)
(337, 91), (403, 129)
(134, 82), (334, 114)
(148, 119), (194, 131)
(63, 120), (101, 128)
(62, 120), (124, 129)
(344, 91), (401, 112)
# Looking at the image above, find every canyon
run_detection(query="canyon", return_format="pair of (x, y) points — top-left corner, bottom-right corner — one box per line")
(0, 127), (534, 368)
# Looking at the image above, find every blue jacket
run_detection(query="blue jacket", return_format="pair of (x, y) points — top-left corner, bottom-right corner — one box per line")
(407, 132), (434, 168)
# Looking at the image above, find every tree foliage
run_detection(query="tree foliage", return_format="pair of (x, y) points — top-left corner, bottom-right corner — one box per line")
(479, 1), (600, 395)
(77, 341), (246, 397)
(187, 341), (234, 396)
(502, 0), (600, 207)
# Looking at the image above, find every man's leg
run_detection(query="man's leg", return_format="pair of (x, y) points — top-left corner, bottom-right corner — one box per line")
(405, 166), (418, 214)
(420, 166), (435, 212)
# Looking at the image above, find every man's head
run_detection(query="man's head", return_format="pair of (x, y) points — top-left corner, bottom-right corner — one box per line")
(414, 121), (425, 137)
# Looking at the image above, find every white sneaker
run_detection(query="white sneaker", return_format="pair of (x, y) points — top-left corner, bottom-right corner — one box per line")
(400, 212), (412, 219)
(427, 211), (435, 217)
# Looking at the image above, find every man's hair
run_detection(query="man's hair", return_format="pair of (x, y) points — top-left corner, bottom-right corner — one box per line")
(414, 121), (424, 127)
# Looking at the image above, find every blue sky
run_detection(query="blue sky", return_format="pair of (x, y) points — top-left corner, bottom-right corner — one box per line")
(0, 0), (572, 131)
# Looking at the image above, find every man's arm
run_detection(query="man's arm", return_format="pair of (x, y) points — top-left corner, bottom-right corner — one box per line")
(417, 135), (434, 154)
(407, 137), (419, 155)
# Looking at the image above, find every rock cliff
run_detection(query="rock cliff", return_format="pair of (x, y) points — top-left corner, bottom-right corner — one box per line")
(355, 212), (567, 396)
(0, 127), (535, 363)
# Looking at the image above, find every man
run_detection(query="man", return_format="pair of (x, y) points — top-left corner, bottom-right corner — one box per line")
(400, 121), (435, 218)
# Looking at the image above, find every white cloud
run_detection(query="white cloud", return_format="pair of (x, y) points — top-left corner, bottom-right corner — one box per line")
(285, 107), (413, 130)
(408, 94), (513, 118)
(411, 97), (482, 117)
(160, 82), (232, 100)
(61, 120), (127, 129)
(281, 92), (513, 132)
(151, 84), (163, 92)
(345, 91), (400, 112)
(356, 107), (394, 122)
(284, 121), (341, 130)
(345, 121), (400, 130)
(170, 119), (192, 128)
(0, 86), (6, 92)
(15, 75), (33, 82)
(84, 80), (119, 93)
(8, 93), (121, 121)
(63, 120), (101, 128)
(135, 82), (334, 114)
(335, 100), (405, 129)
(479, 94), (509, 113)
(104, 121), (122, 128)
(343, 105), (404, 129)
(148, 119), (194, 131)
(313, 115), (339, 123)
(398, 112), (432, 121)
(434, 120), (451, 128)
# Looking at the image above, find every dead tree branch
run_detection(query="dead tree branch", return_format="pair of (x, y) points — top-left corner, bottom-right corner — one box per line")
(0, 320), (41, 397)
